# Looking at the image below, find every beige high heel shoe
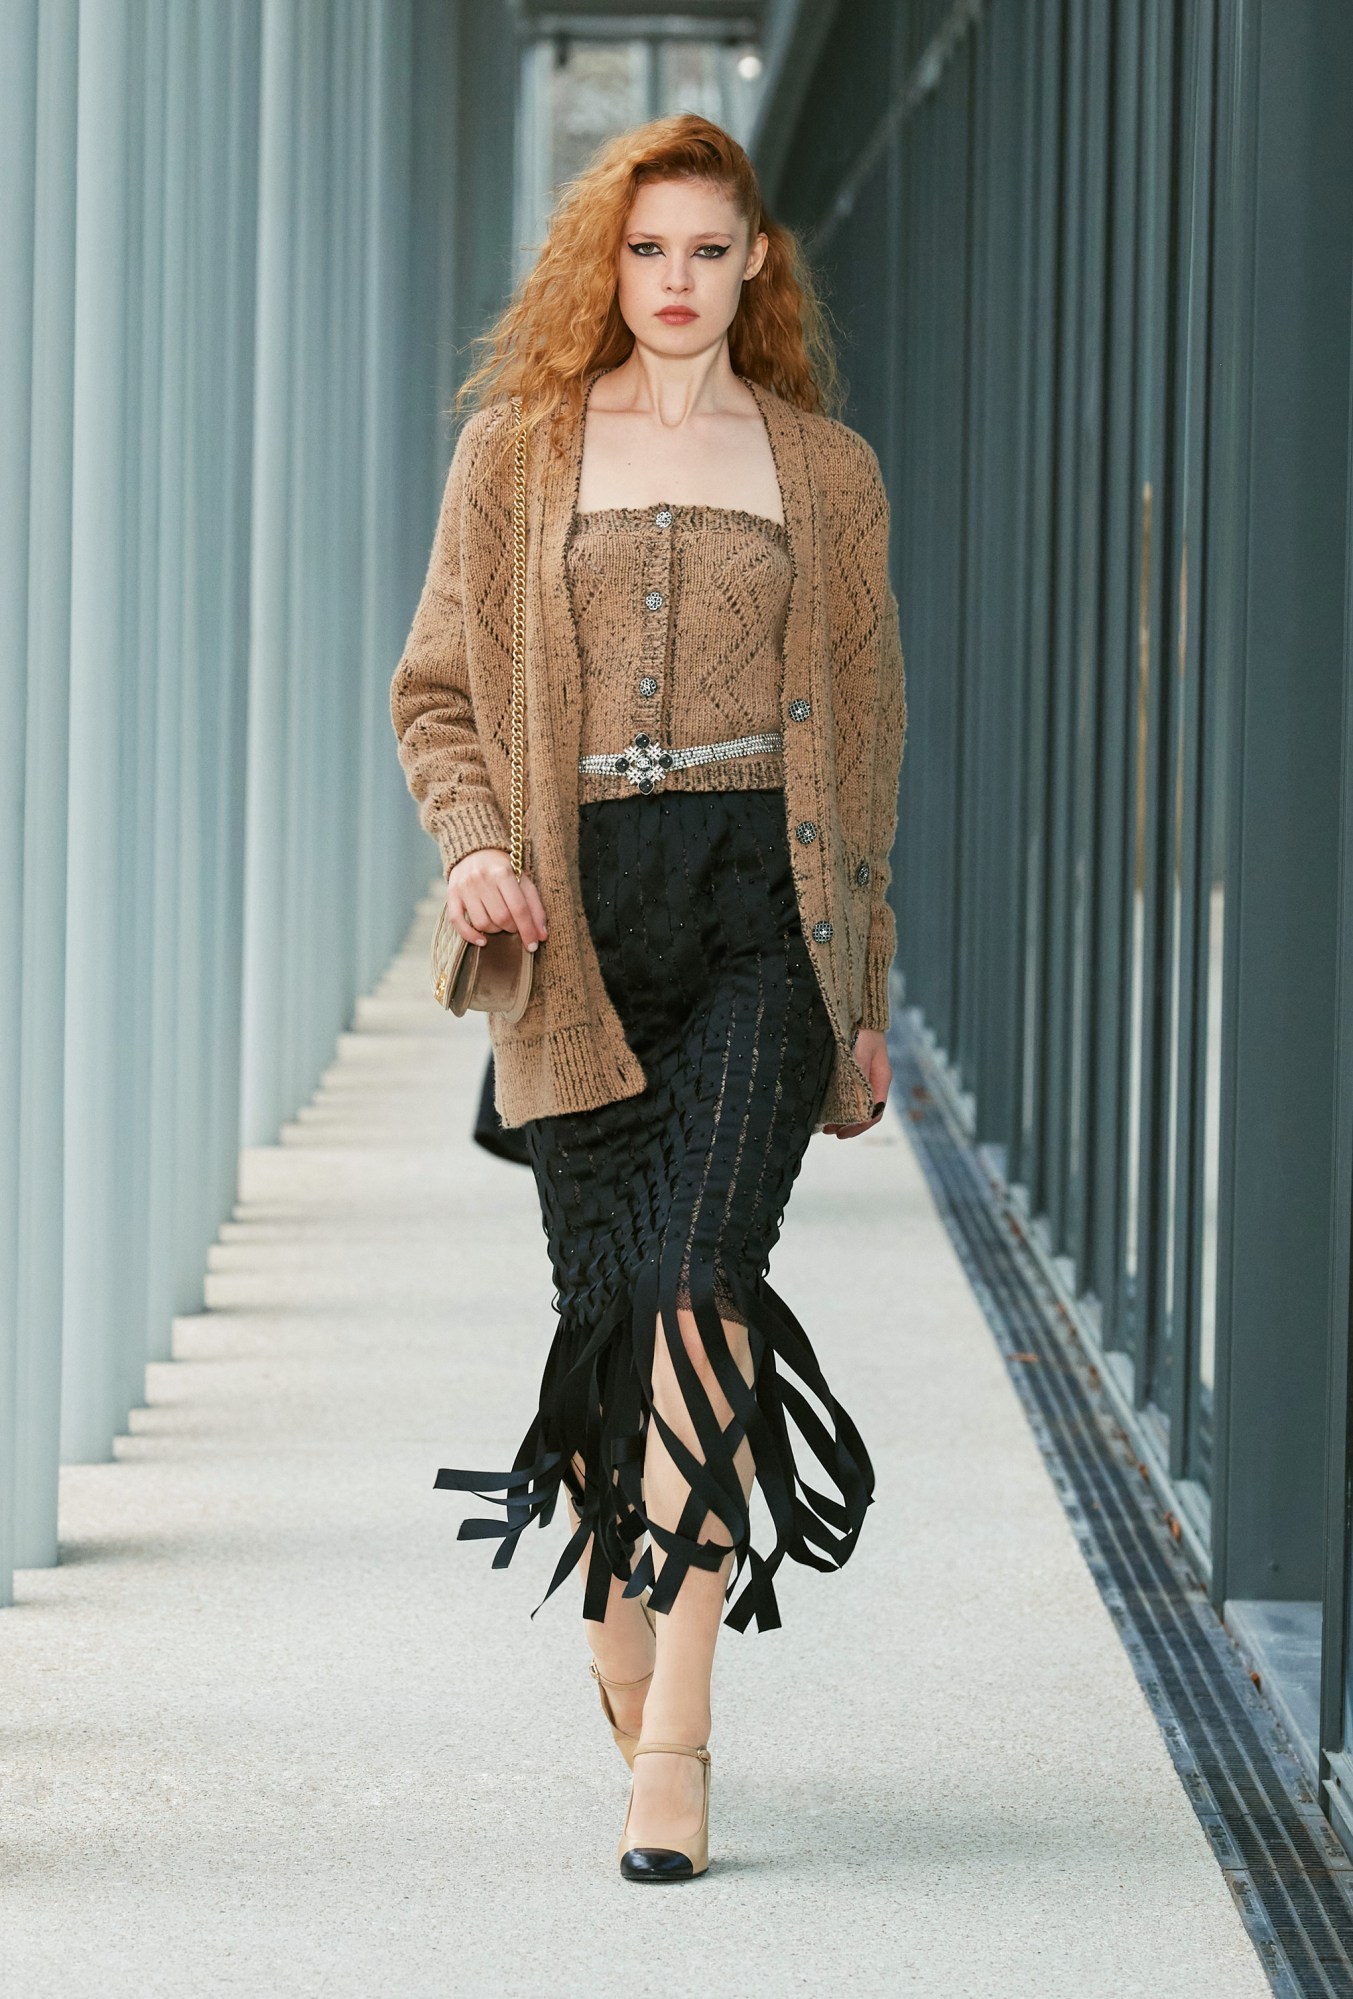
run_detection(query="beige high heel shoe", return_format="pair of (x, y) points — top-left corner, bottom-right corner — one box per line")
(617, 1743), (712, 1882)
(590, 1598), (657, 1769)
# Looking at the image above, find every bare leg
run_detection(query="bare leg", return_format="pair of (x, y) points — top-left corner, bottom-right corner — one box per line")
(622, 1302), (755, 1847)
(567, 1460), (656, 1737)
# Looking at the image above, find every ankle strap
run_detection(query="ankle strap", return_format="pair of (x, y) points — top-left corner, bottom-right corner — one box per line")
(590, 1661), (654, 1690)
(633, 1742), (711, 1761)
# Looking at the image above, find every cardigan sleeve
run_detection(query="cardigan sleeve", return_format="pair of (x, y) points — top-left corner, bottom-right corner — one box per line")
(833, 433), (908, 1034)
(389, 410), (511, 882)
(860, 601), (907, 1032)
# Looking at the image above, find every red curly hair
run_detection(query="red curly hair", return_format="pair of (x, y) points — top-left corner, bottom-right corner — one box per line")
(452, 111), (844, 461)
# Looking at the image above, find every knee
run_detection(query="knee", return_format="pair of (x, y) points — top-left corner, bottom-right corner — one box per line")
(655, 1307), (751, 1398)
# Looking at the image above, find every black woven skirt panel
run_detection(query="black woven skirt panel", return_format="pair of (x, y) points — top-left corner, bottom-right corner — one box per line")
(433, 789), (875, 1634)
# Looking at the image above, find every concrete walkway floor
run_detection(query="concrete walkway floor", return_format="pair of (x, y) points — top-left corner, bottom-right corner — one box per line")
(4, 891), (1270, 1999)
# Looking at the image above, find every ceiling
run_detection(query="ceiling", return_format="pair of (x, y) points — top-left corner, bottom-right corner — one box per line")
(508, 2), (765, 37)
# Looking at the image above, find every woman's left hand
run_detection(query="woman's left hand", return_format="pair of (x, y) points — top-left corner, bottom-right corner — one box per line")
(822, 1027), (892, 1140)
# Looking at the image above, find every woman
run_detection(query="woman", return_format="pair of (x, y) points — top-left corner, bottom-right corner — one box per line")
(390, 113), (907, 1882)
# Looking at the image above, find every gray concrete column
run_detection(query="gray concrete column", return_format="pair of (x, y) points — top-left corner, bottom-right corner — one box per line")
(355, 0), (421, 990)
(62, 0), (134, 1464)
(0, 0), (40, 1607)
(240, 0), (299, 1149)
(198, 0), (262, 1257)
(2, 0), (503, 1595)
(16, 0), (79, 1565)
(142, 0), (187, 1373)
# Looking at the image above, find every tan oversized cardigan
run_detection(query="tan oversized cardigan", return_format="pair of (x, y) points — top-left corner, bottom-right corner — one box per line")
(390, 367), (908, 1131)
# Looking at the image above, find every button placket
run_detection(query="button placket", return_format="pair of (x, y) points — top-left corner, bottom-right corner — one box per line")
(631, 507), (673, 743)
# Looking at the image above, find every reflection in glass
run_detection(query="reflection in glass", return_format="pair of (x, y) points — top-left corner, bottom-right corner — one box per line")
(1197, 874), (1224, 1397)
(1158, 534), (1189, 1414)
(548, 41), (645, 192)
(658, 41), (762, 140)
(524, 34), (767, 248)
(1124, 482), (1153, 1297)
(1194, 566), (1231, 1478)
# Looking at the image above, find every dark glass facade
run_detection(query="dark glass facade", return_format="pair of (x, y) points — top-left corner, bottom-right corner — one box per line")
(765, 0), (1353, 1849)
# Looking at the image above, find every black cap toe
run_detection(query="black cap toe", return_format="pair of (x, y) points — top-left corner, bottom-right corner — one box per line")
(619, 1847), (696, 1883)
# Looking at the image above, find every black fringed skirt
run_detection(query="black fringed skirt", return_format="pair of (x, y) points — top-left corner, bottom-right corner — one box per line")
(435, 787), (875, 1633)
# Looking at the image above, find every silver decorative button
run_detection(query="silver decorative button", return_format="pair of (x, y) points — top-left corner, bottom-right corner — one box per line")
(654, 507), (673, 528)
(788, 697), (811, 722)
(812, 919), (833, 943)
(639, 675), (659, 697)
(854, 859), (872, 887)
(794, 820), (818, 844)
(644, 589), (665, 611)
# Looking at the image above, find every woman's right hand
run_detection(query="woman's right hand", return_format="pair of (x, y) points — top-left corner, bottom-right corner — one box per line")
(444, 847), (549, 951)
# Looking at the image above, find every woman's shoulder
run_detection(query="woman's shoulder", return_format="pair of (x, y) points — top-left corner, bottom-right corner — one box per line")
(437, 398), (516, 520)
(761, 386), (884, 505)
(807, 406), (884, 491)
(451, 396), (513, 464)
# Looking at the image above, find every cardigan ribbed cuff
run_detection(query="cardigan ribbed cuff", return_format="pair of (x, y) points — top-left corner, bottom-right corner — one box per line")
(859, 902), (896, 1033)
(433, 801), (512, 882)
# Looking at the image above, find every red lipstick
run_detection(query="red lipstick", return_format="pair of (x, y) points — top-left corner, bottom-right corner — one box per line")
(656, 307), (697, 322)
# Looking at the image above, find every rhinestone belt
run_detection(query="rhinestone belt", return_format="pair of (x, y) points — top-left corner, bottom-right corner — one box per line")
(578, 729), (785, 794)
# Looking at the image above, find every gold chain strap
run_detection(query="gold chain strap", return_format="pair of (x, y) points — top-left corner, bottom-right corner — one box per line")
(509, 395), (527, 881)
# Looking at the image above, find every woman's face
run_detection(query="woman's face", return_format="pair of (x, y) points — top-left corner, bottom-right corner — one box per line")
(615, 176), (767, 357)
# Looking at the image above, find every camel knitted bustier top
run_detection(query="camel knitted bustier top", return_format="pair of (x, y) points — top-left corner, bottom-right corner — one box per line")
(568, 503), (791, 803)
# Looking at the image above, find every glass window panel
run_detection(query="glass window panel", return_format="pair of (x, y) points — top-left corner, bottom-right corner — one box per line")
(658, 40), (763, 145)
(521, 36), (767, 255)
(1124, 480), (1152, 1298)
(1195, 700), (1226, 1419)
(1156, 529), (1188, 1414)
(1192, 499), (1229, 1485)
(549, 41), (645, 193)
(659, 40), (723, 121)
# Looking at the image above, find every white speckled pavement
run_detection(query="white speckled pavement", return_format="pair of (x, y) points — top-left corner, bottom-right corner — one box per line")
(3, 891), (1269, 1998)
